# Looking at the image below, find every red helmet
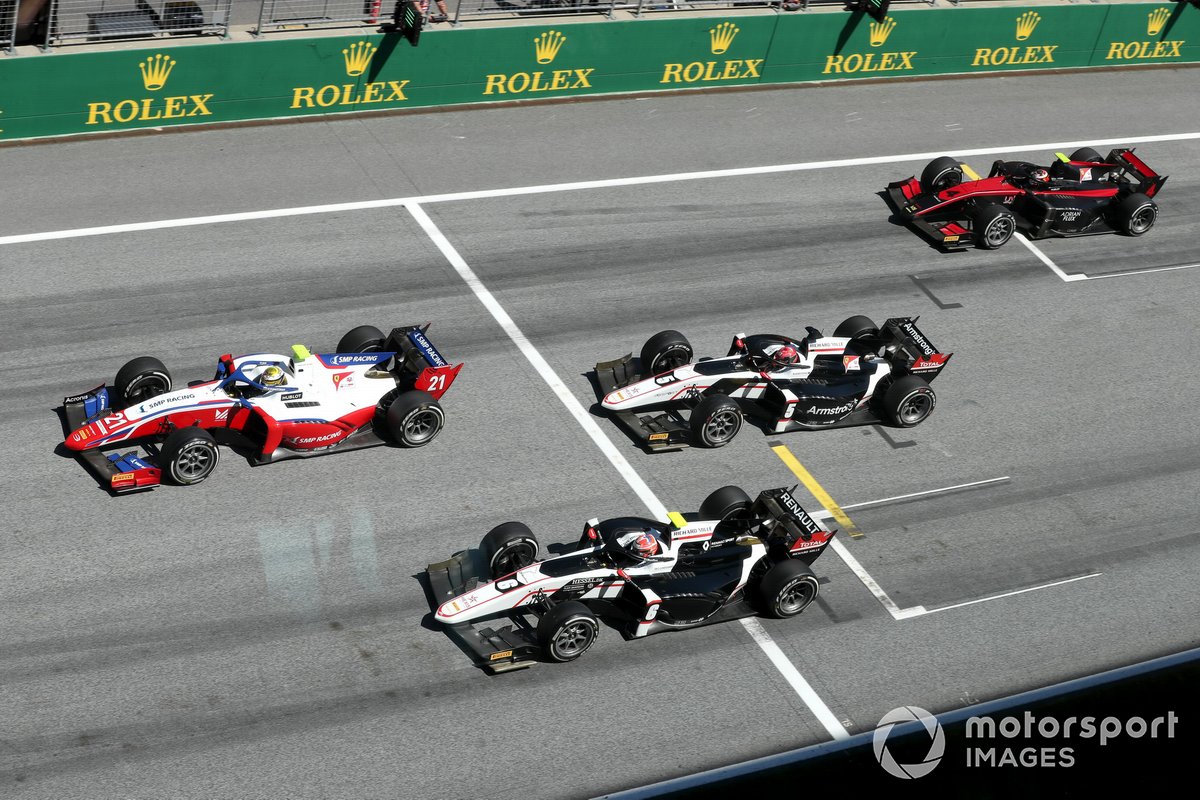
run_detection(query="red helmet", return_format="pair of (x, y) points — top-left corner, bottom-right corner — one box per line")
(1030, 167), (1050, 184)
(630, 532), (659, 558)
(774, 345), (799, 366)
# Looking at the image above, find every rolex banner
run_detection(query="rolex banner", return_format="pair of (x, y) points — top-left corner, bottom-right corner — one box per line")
(0, 3), (1196, 141)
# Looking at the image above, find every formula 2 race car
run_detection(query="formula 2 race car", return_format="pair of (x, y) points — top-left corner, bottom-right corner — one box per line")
(426, 486), (835, 672)
(61, 324), (462, 492)
(887, 147), (1167, 249)
(593, 316), (950, 451)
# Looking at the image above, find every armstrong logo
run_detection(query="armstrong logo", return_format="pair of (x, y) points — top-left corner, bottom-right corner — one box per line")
(86, 54), (214, 126)
(806, 401), (857, 416)
(483, 30), (595, 96)
(291, 39), (410, 109)
(823, 17), (916, 75)
(971, 11), (1057, 67)
(1105, 7), (1184, 62)
(661, 21), (763, 85)
(901, 323), (937, 356)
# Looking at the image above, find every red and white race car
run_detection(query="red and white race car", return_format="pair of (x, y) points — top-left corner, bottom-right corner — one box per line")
(62, 324), (462, 492)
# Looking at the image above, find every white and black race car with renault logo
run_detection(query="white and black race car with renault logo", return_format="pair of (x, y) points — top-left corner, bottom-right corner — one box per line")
(425, 486), (835, 672)
(592, 316), (951, 451)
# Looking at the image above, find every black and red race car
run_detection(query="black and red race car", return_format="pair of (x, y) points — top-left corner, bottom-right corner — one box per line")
(887, 147), (1166, 250)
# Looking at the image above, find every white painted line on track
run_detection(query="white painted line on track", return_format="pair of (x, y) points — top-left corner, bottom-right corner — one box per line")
(829, 538), (926, 621)
(1015, 233), (1084, 282)
(1082, 262), (1200, 280)
(840, 476), (1012, 512)
(4, 131), (1199, 246)
(913, 573), (1103, 616)
(406, 201), (851, 742)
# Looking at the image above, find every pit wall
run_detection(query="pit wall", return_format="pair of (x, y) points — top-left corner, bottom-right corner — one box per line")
(0, 3), (1196, 141)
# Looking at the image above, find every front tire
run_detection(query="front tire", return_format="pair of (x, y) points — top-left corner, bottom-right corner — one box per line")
(337, 325), (386, 353)
(640, 330), (693, 376)
(481, 522), (539, 579)
(758, 559), (820, 619)
(883, 374), (936, 427)
(159, 426), (220, 486)
(920, 156), (964, 194)
(537, 601), (599, 663)
(699, 485), (751, 522)
(382, 389), (445, 447)
(689, 394), (742, 448)
(1113, 193), (1157, 236)
(974, 203), (1016, 250)
(115, 356), (171, 406)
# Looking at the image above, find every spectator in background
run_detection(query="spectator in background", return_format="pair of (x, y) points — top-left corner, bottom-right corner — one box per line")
(419, 0), (450, 23)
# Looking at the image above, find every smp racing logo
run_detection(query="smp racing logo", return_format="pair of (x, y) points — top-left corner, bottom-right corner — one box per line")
(86, 54), (215, 126)
(483, 31), (595, 96)
(823, 17), (916, 75)
(1105, 7), (1185, 62)
(660, 22), (763, 85)
(291, 40), (412, 109)
(972, 11), (1058, 68)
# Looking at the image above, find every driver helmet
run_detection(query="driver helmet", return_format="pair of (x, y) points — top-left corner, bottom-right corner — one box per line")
(629, 531), (659, 559)
(1029, 167), (1050, 185)
(773, 344), (800, 368)
(260, 365), (287, 387)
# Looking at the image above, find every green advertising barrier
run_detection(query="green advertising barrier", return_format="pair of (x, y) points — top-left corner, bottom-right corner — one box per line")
(0, 4), (1196, 141)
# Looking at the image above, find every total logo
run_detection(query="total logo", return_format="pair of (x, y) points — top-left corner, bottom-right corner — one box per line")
(660, 22), (764, 85)
(971, 11), (1058, 67)
(86, 53), (215, 126)
(290, 40), (412, 110)
(1105, 7), (1186, 62)
(482, 30), (596, 96)
(822, 17), (917, 75)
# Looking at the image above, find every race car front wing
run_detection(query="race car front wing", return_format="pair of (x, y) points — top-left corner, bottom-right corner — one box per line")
(62, 386), (162, 493)
(593, 354), (692, 451)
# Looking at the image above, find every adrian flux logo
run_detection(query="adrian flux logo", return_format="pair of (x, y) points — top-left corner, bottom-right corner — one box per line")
(873, 706), (945, 779)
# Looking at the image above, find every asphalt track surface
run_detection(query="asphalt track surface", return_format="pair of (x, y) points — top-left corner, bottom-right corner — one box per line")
(3, 67), (1200, 797)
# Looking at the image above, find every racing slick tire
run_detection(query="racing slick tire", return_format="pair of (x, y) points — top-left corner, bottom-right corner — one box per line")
(115, 356), (172, 406)
(833, 315), (879, 341)
(481, 521), (539, 579)
(882, 374), (936, 428)
(382, 389), (445, 447)
(1069, 147), (1103, 163)
(336, 325), (386, 353)
(920, 157), (964, 194)
(537, 600), (600, 663)
(974, 204), (1016, 250)
(758, 559), (820, 619)
(640, 330), (693, 376)
(699, 485), (752, 522)
(689, 394), (742, 448)
(1113, 193), (1157, 237)
(160, 426), (220, 486)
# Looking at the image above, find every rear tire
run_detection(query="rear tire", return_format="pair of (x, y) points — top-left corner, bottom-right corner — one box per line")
(337, 325), (386, 353)
(115, 356), (171, 406)
(920, 156), (964, 194)
(640, 330), (693, 376)
(159, 426), (219, 486)
(1113, 193), (1157, 236)
(1069, 147), (1103, 163)
(383, 389), (444, 447)
(689, 394), (742, 448)
(883, 374), (936, 427)
(974, 203), (1016, 250)
(758, 559), (820, 619)
(537, 601), (599, 663)
(699, 486), (752, 522)
(833, 315), (878, 340)
(481, 522), (539, 579)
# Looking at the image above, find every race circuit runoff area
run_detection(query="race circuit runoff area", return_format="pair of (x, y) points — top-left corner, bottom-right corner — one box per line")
(5, 127), (1199, 791)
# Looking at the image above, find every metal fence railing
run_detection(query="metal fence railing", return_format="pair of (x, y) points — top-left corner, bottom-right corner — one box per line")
(29, 0), (231, 47)
(2, 0), (18, 52)
(255, 0), (386, 33)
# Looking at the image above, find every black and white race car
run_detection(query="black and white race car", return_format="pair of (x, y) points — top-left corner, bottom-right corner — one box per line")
(593, 316), (951, 451)
(426, 486), (835, 672)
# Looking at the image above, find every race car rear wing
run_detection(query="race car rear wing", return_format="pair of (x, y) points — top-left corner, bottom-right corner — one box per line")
(752, 487), (836, 564)
(385, 324), (463, 400)
(1103, 148), (1168, 198)
(881, 317), (952, 381)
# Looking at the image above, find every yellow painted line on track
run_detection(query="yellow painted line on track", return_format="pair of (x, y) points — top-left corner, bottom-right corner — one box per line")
(770, 444), (863, 539)
(960, 162), (982, 180)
